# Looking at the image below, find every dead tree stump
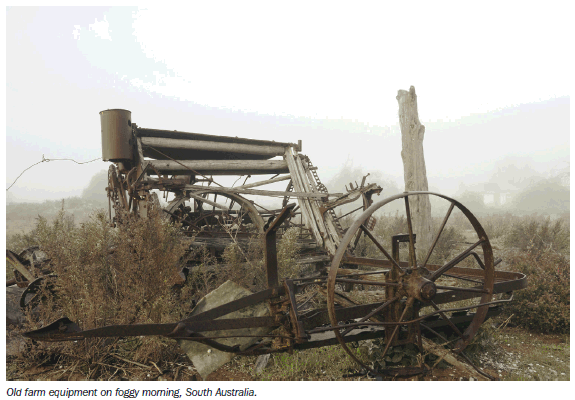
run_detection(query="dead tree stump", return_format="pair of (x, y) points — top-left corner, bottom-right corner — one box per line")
(397, 86), (433, 261)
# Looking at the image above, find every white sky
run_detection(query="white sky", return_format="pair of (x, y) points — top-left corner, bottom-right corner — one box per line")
(4, 3), (571, 203)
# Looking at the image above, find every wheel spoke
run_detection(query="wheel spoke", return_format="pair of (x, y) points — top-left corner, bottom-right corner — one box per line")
(404, 197), (417, 268)
(441, 273), (484, 285)
(381, 297), (414, 359)
(429, 300), (463, 337)
(359, 225), (403, 274)
(422, 203), (455, 268)
(339, 295), (401, 337)
(430, 239), (485, 282)
(334, 278), (401, 288)
(326, 192), (495, 377)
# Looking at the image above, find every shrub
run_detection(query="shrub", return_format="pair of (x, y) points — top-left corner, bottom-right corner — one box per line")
(277, 227), (301, 279)
(500, 251), (570, 334)
(511, 179), (569, 214)
(504, 215), (569, 257)
(20, 206), (191, 375)
(426, 224), (465, 264)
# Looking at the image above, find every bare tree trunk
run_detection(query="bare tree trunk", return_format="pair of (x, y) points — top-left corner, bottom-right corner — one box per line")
(397, 86), (433, 261)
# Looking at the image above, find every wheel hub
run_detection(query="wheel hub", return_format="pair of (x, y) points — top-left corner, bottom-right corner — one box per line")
(400, 270), (437, 302)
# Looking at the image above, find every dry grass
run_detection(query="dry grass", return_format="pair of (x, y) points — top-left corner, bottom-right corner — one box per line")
(12, 206), (193, 380)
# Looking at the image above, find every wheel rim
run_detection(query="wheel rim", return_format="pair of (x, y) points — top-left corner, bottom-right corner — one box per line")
(167, 191), (265, 237)
(327, 191), (494, 375)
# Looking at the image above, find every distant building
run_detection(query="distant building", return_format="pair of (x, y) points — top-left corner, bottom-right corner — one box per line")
(482, 182), (520, 206)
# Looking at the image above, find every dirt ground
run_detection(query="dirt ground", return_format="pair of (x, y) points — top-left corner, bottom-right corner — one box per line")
(7, 325), (569, 382)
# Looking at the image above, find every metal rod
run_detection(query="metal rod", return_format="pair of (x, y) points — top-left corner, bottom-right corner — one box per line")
(430, 239), (485, 282)
(340, 295), (401, 337)
(435, 285), (489, 294)
(404, 197), (417, 268)
(422, 202), (455, 268)
(359, 224), (404, 275)
(381, 297), (414, 359)
(334, 278), (401, 287)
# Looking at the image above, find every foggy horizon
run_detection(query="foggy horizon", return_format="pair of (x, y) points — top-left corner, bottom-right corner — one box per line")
(5, 6), (570, 207)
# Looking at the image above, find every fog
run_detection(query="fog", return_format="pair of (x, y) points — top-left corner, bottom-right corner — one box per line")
(5, 6), (570, 210)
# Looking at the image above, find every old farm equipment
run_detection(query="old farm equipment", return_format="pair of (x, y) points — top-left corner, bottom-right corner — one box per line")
(22, 109), (527, 379)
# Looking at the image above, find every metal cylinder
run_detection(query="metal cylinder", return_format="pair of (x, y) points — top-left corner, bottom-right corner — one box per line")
(100, 109), (134, 162)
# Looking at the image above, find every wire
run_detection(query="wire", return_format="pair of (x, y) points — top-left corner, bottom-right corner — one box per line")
(6, 155), (101, 191)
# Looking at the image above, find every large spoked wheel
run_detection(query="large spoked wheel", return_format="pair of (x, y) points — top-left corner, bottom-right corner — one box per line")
(327, 191), (495, 376)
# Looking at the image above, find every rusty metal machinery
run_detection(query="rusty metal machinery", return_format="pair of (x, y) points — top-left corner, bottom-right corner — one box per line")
(19, 110), (528, 379)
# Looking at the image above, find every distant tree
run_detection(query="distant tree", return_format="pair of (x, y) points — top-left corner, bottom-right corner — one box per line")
(511, 179), (569, 214)
(81, 169), (109, 205)
(325, 159), (402, 217)
(326, 158), (400, 197)
(456, 191), (486, 215)
(488, 156), (544, 190)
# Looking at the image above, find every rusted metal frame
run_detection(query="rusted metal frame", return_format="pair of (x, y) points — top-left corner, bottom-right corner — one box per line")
(392, 233), (412, 259)
(303, 301), (403, 332)
(137, 127), (300, 150)
(6, 278), (22, 287)
(134, 127), (146, 175)
(339, 295), (401, 338)
(185, 185), (335, 199)
(418, 323), (497, 380)
(295, 329), (387, 351)
(336, 257), (525, 297)
(187, 192), (228, 210)
(284, 149), (321, 246)
(318, 183), (380, 217)
(110, 165), (129, 211)
(184, 286), (286, 323)
(143, 144), (225, 188)
(235, 174), (291, 189)
(296, 290), (318, 311)
(24, 313), (285, 342)
(422, 306), (503, 330)
(308, 295), (516, 335)
(404, 197), (418, 268)
(433, 273), (526, 305)
(295, 152), (338, 254)
(281, 179), (293, 208)
(342, 255), (406, 269)
(298, 155), (342, 250)
(429, 300), (464, 337)
(434, 285), (488, 294)
(358, 225), (404, 274)
(6, 250), (36, 283)
(283, 279), (308, 343)
(332, 269), (389, 279)
(441, 273), (484, 285)
(422, 202), (455, 268)
(348, 189), (382, 252)
(429, 238), (485, 282)
(264, 203), (297, 289)
(140, 136), (288, 157)
(381, 297), (415, 360)
(161, 209), (194, 227)
(151, 316), (286, 336)
(334, 278), (401, 288)
(335, 205), (364, 221)
(284, 149), (324, 249)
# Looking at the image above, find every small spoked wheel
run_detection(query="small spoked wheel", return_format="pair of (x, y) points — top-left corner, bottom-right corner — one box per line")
(327, 191), (495, 376)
